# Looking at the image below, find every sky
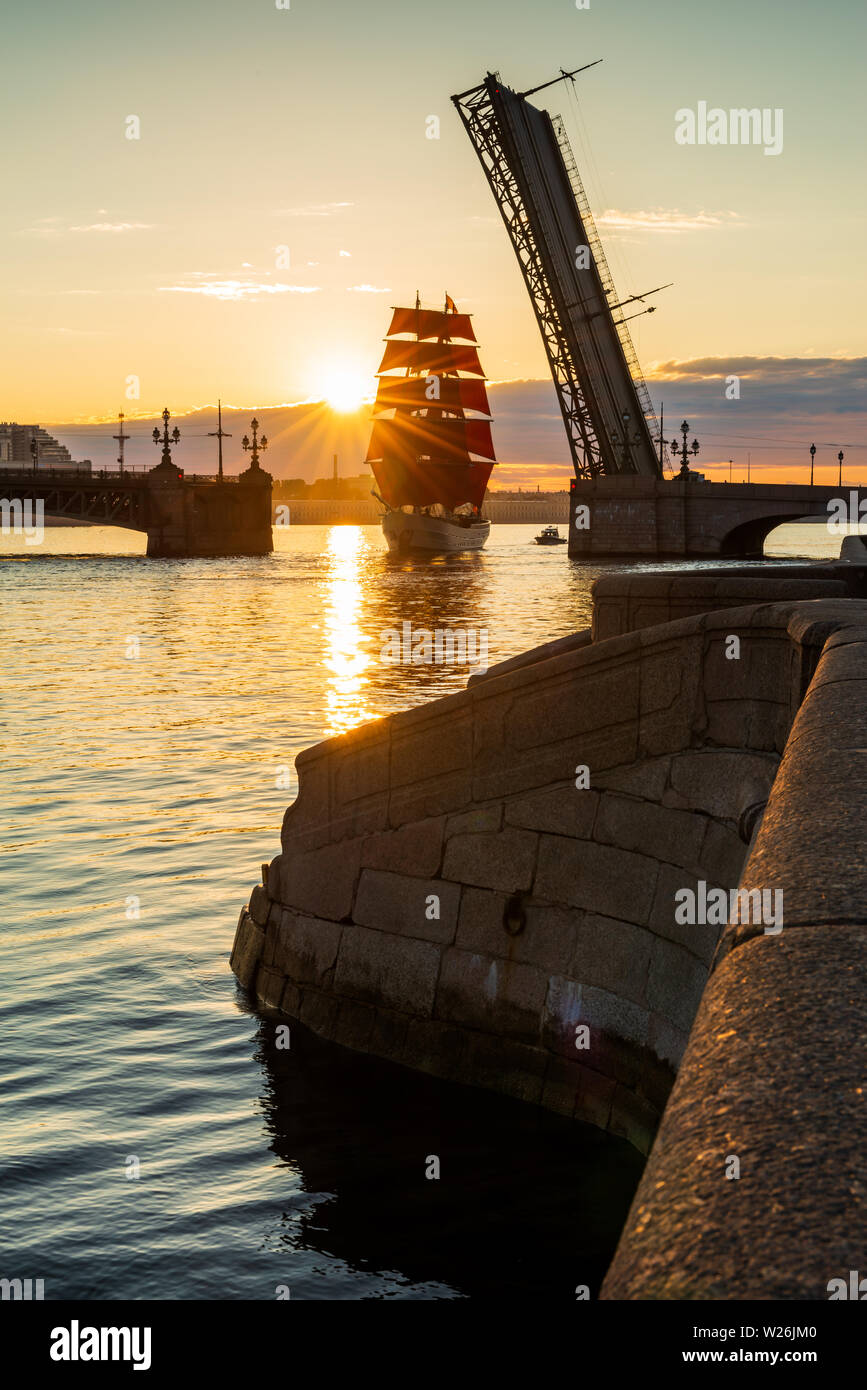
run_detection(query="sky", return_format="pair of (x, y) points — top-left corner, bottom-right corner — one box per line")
(2, 0), (865, 484)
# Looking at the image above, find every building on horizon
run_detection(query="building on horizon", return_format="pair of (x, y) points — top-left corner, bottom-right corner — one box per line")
(0, 423), (91, 473)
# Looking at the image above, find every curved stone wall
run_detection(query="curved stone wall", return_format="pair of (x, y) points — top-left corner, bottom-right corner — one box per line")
(230, 598), (842, 1154)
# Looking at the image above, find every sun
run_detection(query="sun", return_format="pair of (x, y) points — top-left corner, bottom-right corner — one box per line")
(321, 365), (370, 414)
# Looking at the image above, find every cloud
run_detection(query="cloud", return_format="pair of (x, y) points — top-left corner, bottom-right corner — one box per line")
(347, 284), (391, 293)
(339, 249), (352, 257)
(23, 220), (153, 238)
(159, 280), (320, 300)
(275, 201), (354, 217)
(68, 222), (153, 233)
(596, 208), (741, 234)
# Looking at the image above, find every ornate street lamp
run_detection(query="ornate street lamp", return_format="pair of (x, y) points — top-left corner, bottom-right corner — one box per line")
(152, 407), (181, 467)
(242, 417), (268, 470)
(670, 419), (699, 477)
(809, 442), (816, 486)
(838, 450), (845, 488)
(612, 409), (642, 474)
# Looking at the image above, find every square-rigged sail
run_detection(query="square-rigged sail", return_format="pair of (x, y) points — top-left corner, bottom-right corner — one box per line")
(366, 300), (497, 511)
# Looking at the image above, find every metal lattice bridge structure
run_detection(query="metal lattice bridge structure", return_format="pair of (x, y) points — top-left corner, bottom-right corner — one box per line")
(453, 68), (662, 481)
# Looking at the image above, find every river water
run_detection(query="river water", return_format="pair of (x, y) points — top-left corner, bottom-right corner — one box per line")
(0, 520), (839, 1299)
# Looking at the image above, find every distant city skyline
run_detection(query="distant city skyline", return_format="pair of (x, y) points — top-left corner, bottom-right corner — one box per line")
(2, 0), (865, 480)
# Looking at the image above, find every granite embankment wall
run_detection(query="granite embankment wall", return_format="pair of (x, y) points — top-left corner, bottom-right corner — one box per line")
(602, 603), (867, 1298)
(231, 590), (864, 1156)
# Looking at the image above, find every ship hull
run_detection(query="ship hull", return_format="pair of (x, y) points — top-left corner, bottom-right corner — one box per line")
(381, 509), (490, 553)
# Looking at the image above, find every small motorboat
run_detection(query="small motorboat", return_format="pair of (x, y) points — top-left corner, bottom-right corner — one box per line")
(534, 525), (567, 545)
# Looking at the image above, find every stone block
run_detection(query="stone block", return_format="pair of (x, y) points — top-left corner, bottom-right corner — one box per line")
(254, 964), (288, 1010)
(456, 887), (578, 973)
(608, 1084), (659, 1155)
(332, 998), (376, 1052)
(435, 947), (548, 1042)
(441, 827), (538, 893)
(507, 660), (640, 751)
(280, 980), (302, 1017)
(352, 869), (460, 944)
(360, 816), (446, 877)
(230, 910), (265, 990)
(463, 1032), (547, 1105)
(388, 772), (473, 827)
(573, 1064), (617, 1131)
(572, 913), (652, 1004)
(648, 1013), (689, 1071)
(334, 925), (440, 1016)
(648, 863), (724, 964)
(747, 700), (789, 752)
(541, 974), (584, 1057)
(503, 784), (598, 838)
(664, 750), (778, 820)
(272, 910), (342, 986)
(593, 793), (704, 871)
(445, 804), (502, 837)
(580, 983), (651, 1050)
(534, 835), (658, 923)
(646, 937), (709, 1033)
(279, 838), (362, 921)
(298, 987), (340, 1040)
(331, 722), (390, 806)
(703, 698), (757, 748)
(389, 694), (473, 789)
(700, 819), (749, 887)
(592, 756), (671, 803)
(248, 883), (271, 926)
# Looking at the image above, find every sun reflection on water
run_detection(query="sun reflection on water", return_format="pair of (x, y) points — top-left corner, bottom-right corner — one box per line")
(322, 526), (374, 736)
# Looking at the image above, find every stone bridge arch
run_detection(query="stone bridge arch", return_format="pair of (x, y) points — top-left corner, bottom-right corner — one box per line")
(569, 478), (867, 558)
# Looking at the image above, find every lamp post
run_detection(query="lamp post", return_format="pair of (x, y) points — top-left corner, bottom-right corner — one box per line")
(613, 409), (642, 474)
(152, 407), (181, 468)
(670, 419), (699, 478)
(30, 436), (38, 472)
(113, 411), (130, 474)
(242, 417), (268, 470)
(208, 398), (231, 483)
(838, 450), (844, 488)
(809, 443), (816, 486)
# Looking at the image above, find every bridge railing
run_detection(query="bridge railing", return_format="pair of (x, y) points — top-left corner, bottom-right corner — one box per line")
(0, 465), (150, 481)
(0, 466), (243, 484)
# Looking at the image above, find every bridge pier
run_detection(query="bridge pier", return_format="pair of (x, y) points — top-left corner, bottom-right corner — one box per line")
(568, 476), (865, 559)
(1, 459), (273, 557)
(145, 462), (273, 558)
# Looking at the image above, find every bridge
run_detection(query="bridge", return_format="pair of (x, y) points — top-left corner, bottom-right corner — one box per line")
(568, 475), (865, 558)
(0, 454), (273, 557)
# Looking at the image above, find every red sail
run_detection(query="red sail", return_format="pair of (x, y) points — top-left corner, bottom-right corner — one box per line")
(370, 457), (493, 510)
(366, 417), (496, 465)
(374, 375), (491, 415)
(378, 339), (485, 376)
(386, 307), (477, 343)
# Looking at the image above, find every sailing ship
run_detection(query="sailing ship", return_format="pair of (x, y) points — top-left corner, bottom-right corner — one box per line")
(366, 294), (497, 552)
